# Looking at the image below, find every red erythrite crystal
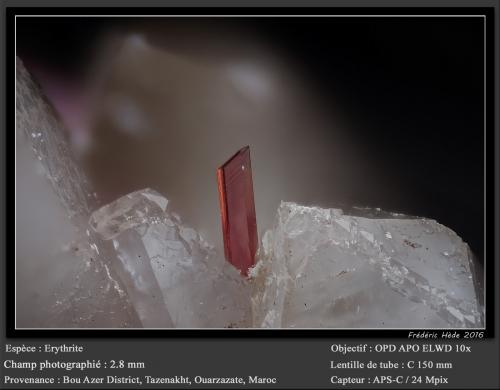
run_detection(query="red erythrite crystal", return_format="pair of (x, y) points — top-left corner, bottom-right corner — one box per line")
(217, 146), (258, 276)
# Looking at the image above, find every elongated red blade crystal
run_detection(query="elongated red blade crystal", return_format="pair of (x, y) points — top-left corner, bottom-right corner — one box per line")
(217, 146), (258, 276)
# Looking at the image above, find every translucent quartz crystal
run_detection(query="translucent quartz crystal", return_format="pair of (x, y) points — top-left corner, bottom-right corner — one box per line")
(90, 189), (252, 328)
(16, 57), (140, 328)
(16, 58), (95, 225)
(251, 202), (484, 328)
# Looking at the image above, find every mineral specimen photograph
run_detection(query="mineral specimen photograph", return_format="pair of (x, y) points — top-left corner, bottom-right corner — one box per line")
(14, 16), (485, 329)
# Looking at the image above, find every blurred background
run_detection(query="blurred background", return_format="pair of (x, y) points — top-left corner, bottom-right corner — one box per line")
(16, 16), (485, 264)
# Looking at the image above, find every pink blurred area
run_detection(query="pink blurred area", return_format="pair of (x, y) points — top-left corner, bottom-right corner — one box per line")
(19, 24), (378, 255)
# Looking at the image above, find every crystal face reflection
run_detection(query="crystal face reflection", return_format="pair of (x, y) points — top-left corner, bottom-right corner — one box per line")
(90, 189), (252, 328)
(251, 203), (483, 328)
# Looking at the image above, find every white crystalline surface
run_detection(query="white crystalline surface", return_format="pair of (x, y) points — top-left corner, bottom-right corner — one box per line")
(90, 189), (252, 328)
(16, 58), (95, 225)
(16, 57), (140, 328)
(251, 202), (484, 328)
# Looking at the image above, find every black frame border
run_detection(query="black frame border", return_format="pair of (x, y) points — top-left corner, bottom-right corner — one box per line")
(5, 6), (497, 339)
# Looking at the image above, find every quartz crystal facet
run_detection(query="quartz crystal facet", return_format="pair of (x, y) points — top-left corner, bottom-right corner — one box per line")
(90, 189), (252, 328)
(217, 146), (258, 276)
(16, 57), (140, 328)
(251, 202), (484, 328)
